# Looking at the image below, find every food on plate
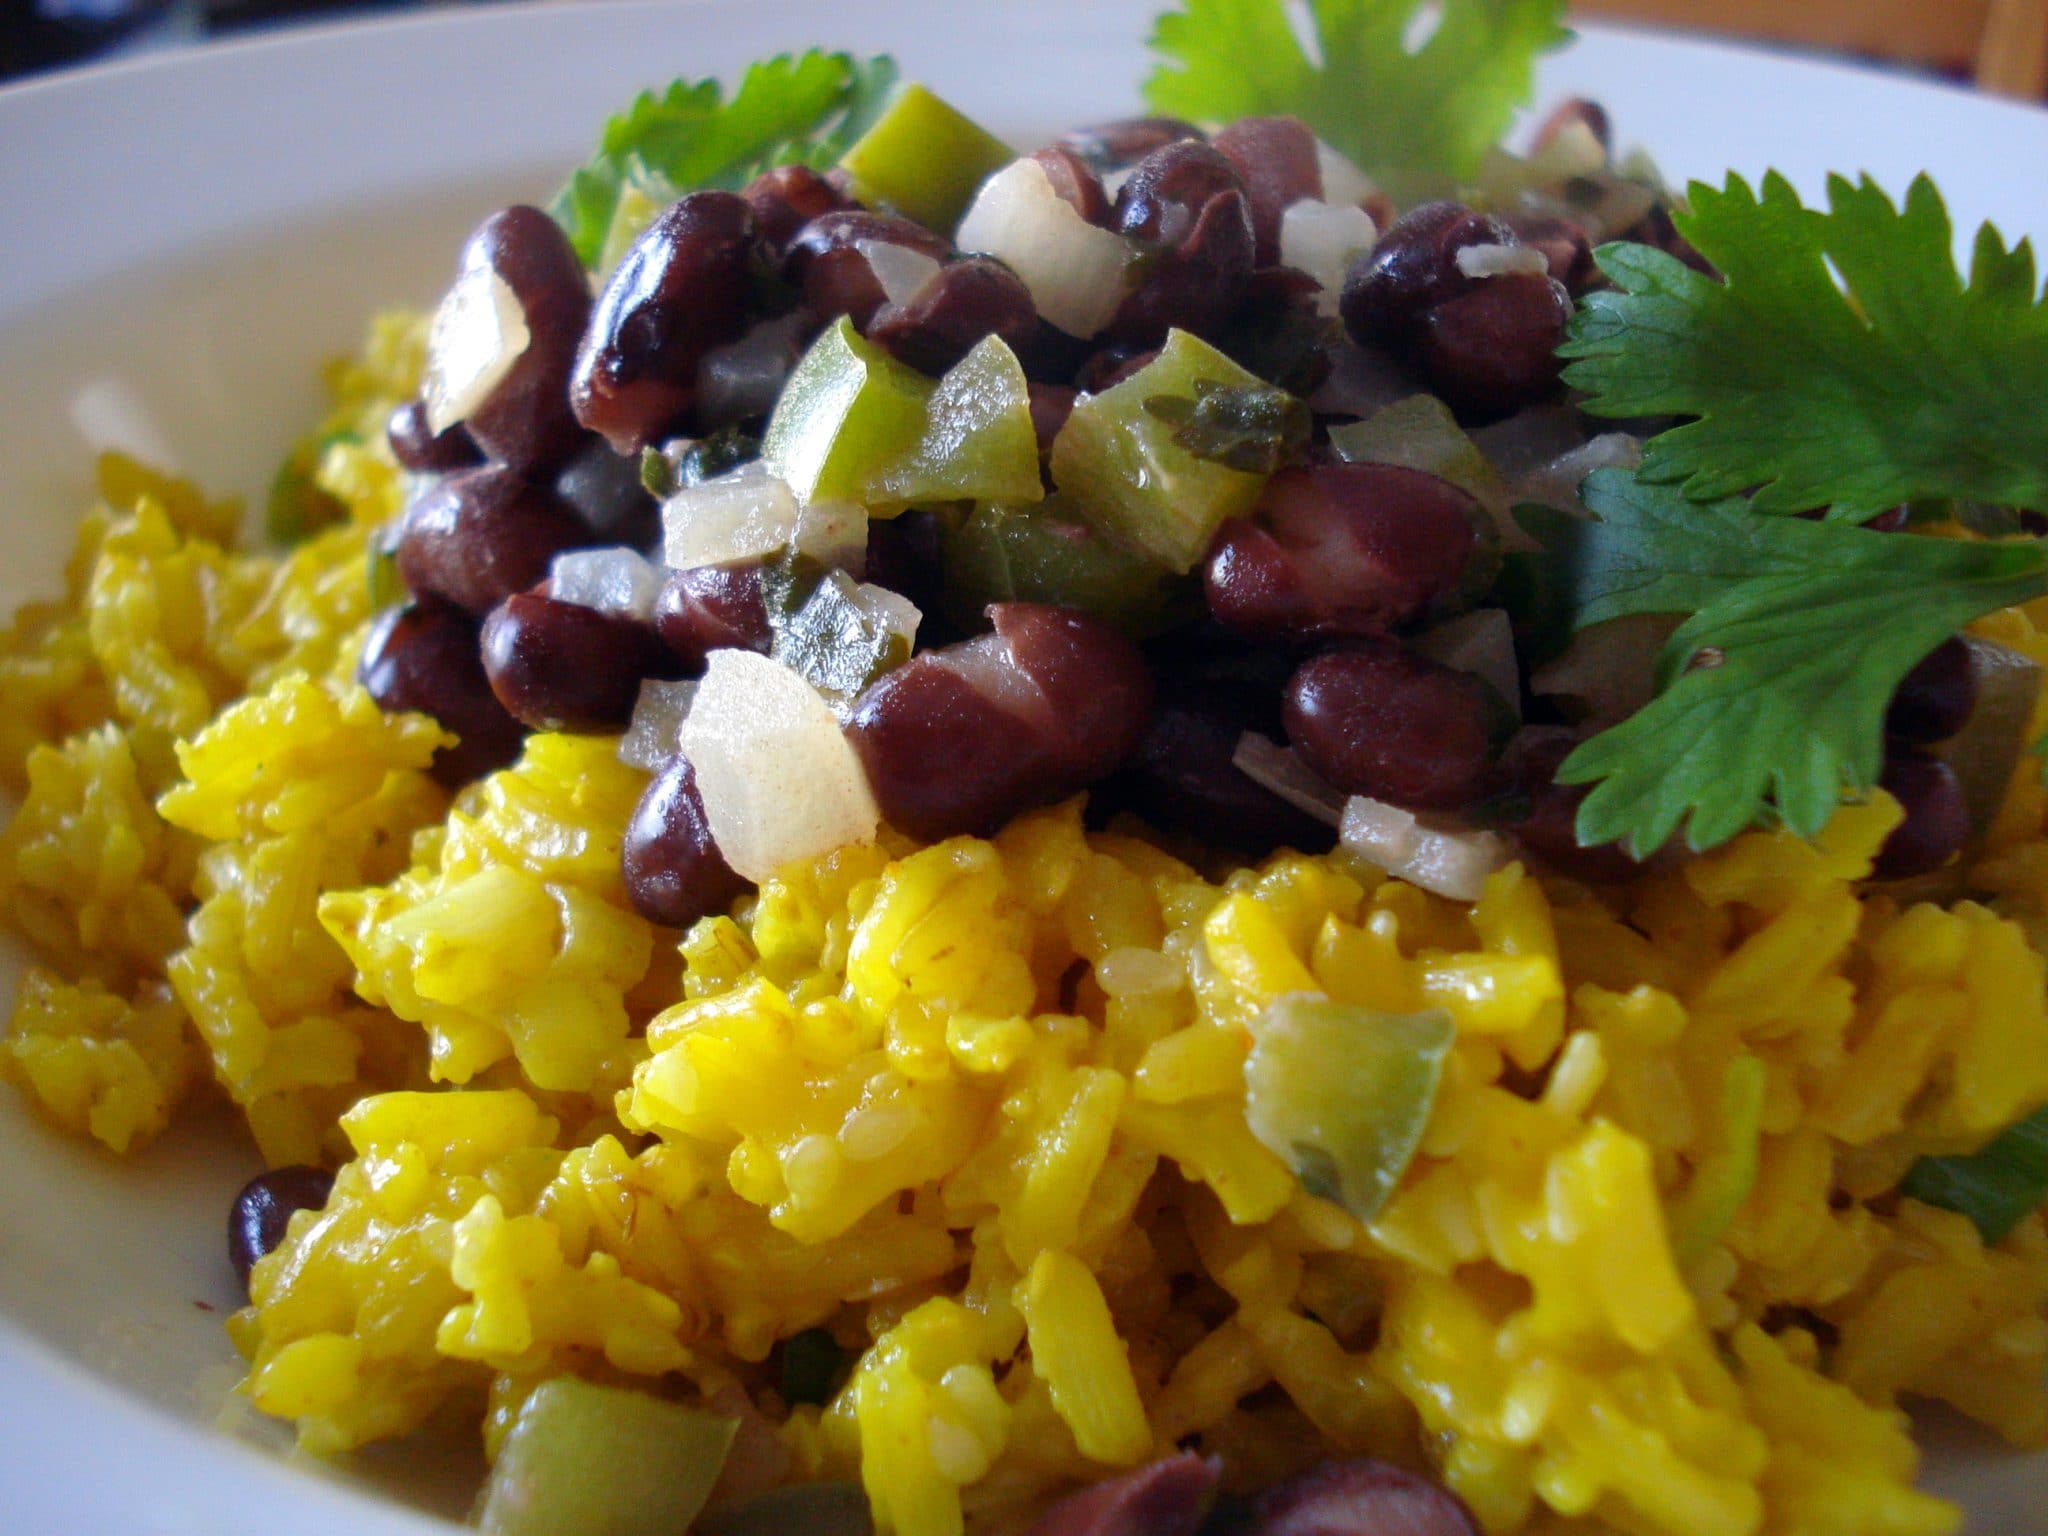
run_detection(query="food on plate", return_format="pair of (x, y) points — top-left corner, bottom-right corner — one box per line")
(4, 1), (2048, 1533)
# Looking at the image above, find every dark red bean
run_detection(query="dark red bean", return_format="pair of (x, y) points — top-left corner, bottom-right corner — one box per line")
(741, 164), (854, 255)
(228, 1165), (334, 1292)
(1110, 141), (1256, 345)
(1501, 212), (1597, 293)
(1075, 346), (1159, 394)
(868, 256), (1039, 375)
(572, 192), (758, 454)
(1339, 201), (1513, 350)
(480, 592), (675, 733)
(784, 210), (953, 331)
(387, 398), (482, 474)
(1211, 115), (1323, 265)
(847, 602), (1153, 841)
(396, 465), (591, 617)
(1028, 384), (1077, 459)
(1874, 752), (1970, 879)
(1028, 146), (1113, 226)
(1415, 271), (1574, 419)
(441, 206), (591, 475)
(1886, 636), (1978, 745)
(864, 508), (949, 624)
(359, 600), (525, 786)
(1203, 464), (1478, 640)
(1060, 117), (1206, 172)
(622, 757), (750, 927)
(1284, 641), (1504, 811)
(1024, 1452), (1220, 1536)
(552, 436), (660, 548)
(1249, 1459), (1480, 1536)
(653, 564), (772, 669)
(1504, 727), (1639, 883)
(1113, 139), (1244, 243)
(1531, 97), (1613, 158)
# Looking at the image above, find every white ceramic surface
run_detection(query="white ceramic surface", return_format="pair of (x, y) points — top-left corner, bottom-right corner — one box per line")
(0, 3), (2044, 1531)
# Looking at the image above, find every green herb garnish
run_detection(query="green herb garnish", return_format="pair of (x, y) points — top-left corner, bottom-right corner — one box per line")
(1903, 1106), (2048, 1245)
(1143, 379), (1312, 474)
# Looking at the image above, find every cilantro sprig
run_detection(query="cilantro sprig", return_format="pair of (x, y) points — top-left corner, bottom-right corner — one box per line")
(1562, 173), (2048, 522)
(550, 51), (898, 266)
(1903, 1106), (2048, 1244)
(1144, 0), (1570, 199)
(1519, 471), (2048, 855)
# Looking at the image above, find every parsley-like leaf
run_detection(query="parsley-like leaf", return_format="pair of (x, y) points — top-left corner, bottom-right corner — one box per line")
(1903, 1105), (2048, 1245)
(549, 52), (898, 266)
(1144, 0), (1570, 199)
(1520, 470), (2048, 854)
(1144, 380), (1312, 473)
(1562, 172), (2048, 520)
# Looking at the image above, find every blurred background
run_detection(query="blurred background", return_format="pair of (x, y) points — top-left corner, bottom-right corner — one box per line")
(1, 0), (2044, 96)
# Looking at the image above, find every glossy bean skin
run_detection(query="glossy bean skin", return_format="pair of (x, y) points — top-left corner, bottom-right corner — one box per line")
(1060, 116), (1205, 172)
(1249, 1459), (1480, 1536)
(1415, 270), (1574, 418)
(784, 210), (953, 331)
(1504, 726), (1640, 883)
(1210, 115), (1323, 265)
(1027, 383), (1077, 460)
(228, 1165), (335, 1291)
(622, 756), (751, 927)
(396, 465), (591, 616)
(847, 602), (1153, 842)
(480, 591), (676, 733)
(358, 600), (526, 786)
(1339, 201), (1512, 349)
(1874, 752), (1970, 879)
(1284, 641), (1503, 811)
(1109, 141), (1256, 345)
(1023, 1453), (1219, 1536)
(572, 192), (758, 454)
(448, 206), (592, 475)
(653, 564), (772, 669)
(741, 164), (854, 254)
(1886, 635), (1977, 745)
(552, 436), (661, 547)
(1028, 146), (1113, 225)
(868, 256), (1040, 374)
(387, 398), (483, 474)
(1203, 464), (1478, 640)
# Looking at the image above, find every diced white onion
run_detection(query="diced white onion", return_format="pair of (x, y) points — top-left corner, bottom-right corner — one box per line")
(680, 651), (880, 882)
(548, 546), (665, 622)
(955, 158), (1133, 338)
(1099, 165), (1138, 202)
(617, 678), (698, 771)
(1516, 432), (1643, 514)
(1307, 341), (1416, 420)
(1525, 119), (1609, 182)
(793, 499), (870, 575)
(422, 263), (530, 434)
(697, 312), (811, 428)
(1315, 142), (1377, 208)
(1410, 609), (1520, 717)
(1529, 613), (1678, 729)
(1232, 733), (1345, 827)
(1279, 200), (1379, 316)
(856, 239), (943, 309)
(1454, 242), (1551, 280)
(661, 462), (799, 570)
(1339, 796), (1513, 903)
(1470, 404), (1587, 482)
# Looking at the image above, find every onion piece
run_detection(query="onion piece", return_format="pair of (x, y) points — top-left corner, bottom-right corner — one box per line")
(1233, 733), (1346, 827)
(955, 158), (1133, 338)
(1279, 200), (1379, 316)
(1528, 613), (1679, 729)
(856, 240), (942, 309)
(1340, 795), (1513, 902)
(679, 651), (880, 882)
(1516, 433), (1643, 514)
(549, 547), (665, 622)
(1470, 404), (1587, 482)
(1453, 242), (1550, 280)
(1315, 141), (1377, 208)
(1307, 341), (1418, 421)
(662, 462), (800, 570)
(422, 263), (530, 434)
(697, 312), (811, 429)
(1940, 637), (2044, 840)
(792, 499), (869, 576)
(618, 678), (698, 771)
(1411, 608), (1520, 717)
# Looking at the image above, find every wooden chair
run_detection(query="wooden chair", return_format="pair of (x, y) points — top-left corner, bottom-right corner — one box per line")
(1570, 0), (2048, 101)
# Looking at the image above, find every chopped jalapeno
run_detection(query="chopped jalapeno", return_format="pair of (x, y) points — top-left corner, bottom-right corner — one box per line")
(762, 318), (933, 506)
(941, 497), (1192, 636)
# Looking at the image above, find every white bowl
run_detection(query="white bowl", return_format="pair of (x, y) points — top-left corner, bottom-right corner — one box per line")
(1, 3), (2044, 1531)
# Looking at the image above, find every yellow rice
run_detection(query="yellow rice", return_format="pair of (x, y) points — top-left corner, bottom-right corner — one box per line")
(4, 312), (2047, 1535)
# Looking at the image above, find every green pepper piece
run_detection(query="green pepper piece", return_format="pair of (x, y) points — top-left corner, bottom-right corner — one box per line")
(1326, 394), (1513, 510)
(1244, 996), (1455, 1222)
(1050, 329), (1275, 572)
(1669, 1054), (1766, 1264)
(475, 1377), (736, 1536)
(872, 335), (1044, 509)
(763, 318), (935, 508)
(267, 428), (352, 545)
(941, 496), (1194, 637)
(836, 82), (1012, 232)
(597, 177), (668, 278)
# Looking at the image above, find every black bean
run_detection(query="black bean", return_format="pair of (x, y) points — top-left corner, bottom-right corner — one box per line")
(1203, 464), (1478, 640)
(396, 465), (591, 617)
(1284, 641), (1504, 811)
(652, 564), (772, 669)
(1060, 117), (1206, 172)
(1339, 201), (1513, 350)
(1028, 383), (1077, 460)
(552, 436), (661, 547)
(1874, 752), (1970, 879)
(741, 164), (854, 255)
(1024, 1452), (1220, 1536)
(228, 1165), (334, 1292)
(572, 192), (758, 454)
(480, 591), (675, 733)
(359, 600), (526, 786)
(1075, 346), (1159, 394)
(1249, 1459), (1480, 1536)
(1886, 636), (1978, 745)
(847, 602), (1153, 841)
(445, 206), (591, 475)
(1210, 115), (1323, 265)
(622, 757), (750, 927)
(865, 255), (1039, 375)
(1109, 141), (1256, 345)
(386, 398), (482, 474)
(1415, 271), (1574, 419)
(1504, 726), (1639, 882)
(784, 210), (953, 331)
(1531, 97), (1613, 158)
(864, 508), (949, 622)
(1028, 146), (1112, 225)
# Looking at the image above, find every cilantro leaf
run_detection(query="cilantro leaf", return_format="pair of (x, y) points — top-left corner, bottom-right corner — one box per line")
(1520, 470), (2048, 854)
(549, 51), (898, 266)
(1562, 172), (2048, 521)
(1144, 0), (1570, 199)
(1903, 1105), (2048, 1244)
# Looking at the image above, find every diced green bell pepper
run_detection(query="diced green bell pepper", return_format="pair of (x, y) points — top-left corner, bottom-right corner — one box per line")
(763, 318), (934, 507)
(1050, 329), (1275, 573)
(597, 178), (667, 279)
(941, 496), (1193, 636)
(475, 1377), (736, 1536)
(1243, 996), (1455, 1222)
(836, 82), (1012, 233)
(871, 334), (1044, 508)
